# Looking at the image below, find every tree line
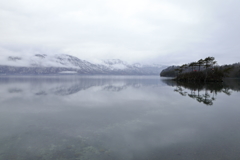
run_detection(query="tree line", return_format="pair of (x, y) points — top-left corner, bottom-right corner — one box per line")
(160, 57), (239, 82)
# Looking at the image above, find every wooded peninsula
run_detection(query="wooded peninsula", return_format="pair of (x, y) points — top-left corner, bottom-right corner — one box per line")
(160, 57), (239, 82)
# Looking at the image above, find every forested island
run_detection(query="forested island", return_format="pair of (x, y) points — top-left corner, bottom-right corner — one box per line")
(160, 57), (239, 82)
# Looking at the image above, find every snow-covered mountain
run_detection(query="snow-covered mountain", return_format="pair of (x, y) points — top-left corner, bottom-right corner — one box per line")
(0, 54), (166, 75)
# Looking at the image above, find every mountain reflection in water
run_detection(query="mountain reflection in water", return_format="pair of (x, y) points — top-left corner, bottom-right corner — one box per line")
(0, 76), (157, 96)
(162, 78), (240, 106)
(1, 76), (240, 160)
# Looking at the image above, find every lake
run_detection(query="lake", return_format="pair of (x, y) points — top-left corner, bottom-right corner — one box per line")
(0, 75), (240, 160)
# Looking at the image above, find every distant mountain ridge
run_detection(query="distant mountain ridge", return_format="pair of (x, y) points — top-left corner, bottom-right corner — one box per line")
(0, 54), (166, 75)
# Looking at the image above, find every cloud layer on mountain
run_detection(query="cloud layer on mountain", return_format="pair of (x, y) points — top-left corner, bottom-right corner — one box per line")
(1, 0), (240, 65)
(0, 54), (166, 75)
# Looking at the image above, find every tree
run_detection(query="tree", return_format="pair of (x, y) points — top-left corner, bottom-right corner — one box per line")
(203, 57), (216, 82)
(204, 57), (215, 70)
(180, 64), (188, 71)
(189, 62), (197, 72)
(197, 59), (204, 71)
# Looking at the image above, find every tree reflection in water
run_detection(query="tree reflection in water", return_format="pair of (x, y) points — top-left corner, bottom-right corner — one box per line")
(162, 79), (240, 106)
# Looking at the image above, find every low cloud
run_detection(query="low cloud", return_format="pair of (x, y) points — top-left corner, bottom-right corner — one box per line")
(0, 0), (240, 65)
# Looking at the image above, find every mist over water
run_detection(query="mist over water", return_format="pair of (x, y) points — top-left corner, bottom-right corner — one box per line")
(0, 76), (240, 160)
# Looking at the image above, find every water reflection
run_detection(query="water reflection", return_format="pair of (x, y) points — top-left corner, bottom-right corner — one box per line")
(0, 76), (158, 97)
(1, 76), (240, 160)
(0, 75), (163, 160)
(162, 79), (240, 105)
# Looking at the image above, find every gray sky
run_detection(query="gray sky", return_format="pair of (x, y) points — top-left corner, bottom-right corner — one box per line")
(1, 0), (240, 65)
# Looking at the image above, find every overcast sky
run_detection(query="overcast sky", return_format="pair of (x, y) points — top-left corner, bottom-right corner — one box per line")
(1, 0), (240, 65)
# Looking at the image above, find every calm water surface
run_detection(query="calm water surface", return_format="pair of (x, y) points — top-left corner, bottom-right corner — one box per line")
(0, 76), (240, 160)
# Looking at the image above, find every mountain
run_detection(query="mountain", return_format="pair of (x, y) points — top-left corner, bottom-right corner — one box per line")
(0, 54), (166, 75)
